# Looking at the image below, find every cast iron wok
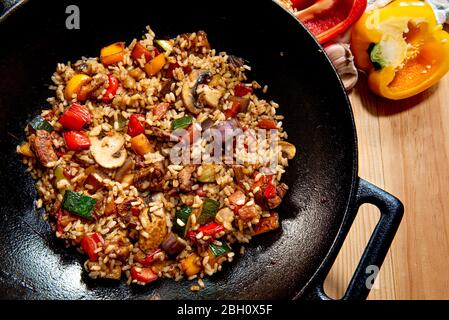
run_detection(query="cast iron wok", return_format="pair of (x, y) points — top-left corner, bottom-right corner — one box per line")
(0, 0), (403, 300)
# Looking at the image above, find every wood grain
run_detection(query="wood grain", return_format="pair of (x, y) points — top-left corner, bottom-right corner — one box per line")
(323, 74), (449, 300)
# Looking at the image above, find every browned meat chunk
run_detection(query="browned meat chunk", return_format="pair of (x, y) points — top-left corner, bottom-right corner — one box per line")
(147, 126), (180, 142)
(29, 130), (58, 167)
(133, 161), (166, 191)
(237, 205), (258, 222)
(178, 165), (196, 192)
(254, 182), (288, 210)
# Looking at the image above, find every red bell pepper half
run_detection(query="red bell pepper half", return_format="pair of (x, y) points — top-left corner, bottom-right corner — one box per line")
(102, 75), (120, 103)
(292, 0), (367, 44)
(127, 114), (146, 137)
(63, 131), (91, 151)
(59, 103), (91, 130)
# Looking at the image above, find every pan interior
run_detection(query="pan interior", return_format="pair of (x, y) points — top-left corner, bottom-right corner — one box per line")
(0, 0), (357, 299)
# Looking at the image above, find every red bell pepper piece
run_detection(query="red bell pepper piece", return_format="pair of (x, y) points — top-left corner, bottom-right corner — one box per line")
(234, 83), (253, 97)
(131, 42), (153, 62)
(56, 208), (64, 234)
(264, 182), (277, 199)
(152, 102), (170, 120)
(195, 186), (207, 197)
(131, 206), (141, 216)
(81, 233), (103, 262)
(130, 266), (158, 284)
(127, 114), (145, 137)
(293, 0), (367, 44)
(63, 131), (91, 151)
(224, 99), (241, 118)
(59, 103), (91, 130)
(165, 63), (192, 79)
(134, 249), (161, 267)
(187, 223), (225, 242)
(102, 75), (120, 103)
(257, 119), (277, 130)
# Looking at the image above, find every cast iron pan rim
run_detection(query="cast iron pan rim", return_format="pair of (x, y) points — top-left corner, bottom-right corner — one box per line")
(274, 2), (361, 299)
(0, 0), (361, 299)
(0, 0), (28, 23)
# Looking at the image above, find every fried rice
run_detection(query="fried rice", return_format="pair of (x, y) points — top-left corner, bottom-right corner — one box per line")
(16, 26), (296, 289)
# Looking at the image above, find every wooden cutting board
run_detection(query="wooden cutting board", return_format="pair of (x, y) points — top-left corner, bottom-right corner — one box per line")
(323, 73), (449, 299)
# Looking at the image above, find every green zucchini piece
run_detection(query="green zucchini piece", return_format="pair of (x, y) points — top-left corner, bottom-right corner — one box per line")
(209, 242), (231, 257)
(198, 198), (219, 225)
(173, 205), (193, 238)
(172, 116), (193, 130)
(29, 115), (54, 132)
(61, 191), (96, 220)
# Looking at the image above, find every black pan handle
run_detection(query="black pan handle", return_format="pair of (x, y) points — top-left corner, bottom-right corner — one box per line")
(302, 178), (403, 300)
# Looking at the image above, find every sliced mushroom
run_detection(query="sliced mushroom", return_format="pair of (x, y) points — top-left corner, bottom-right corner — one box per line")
(201, 85), (223, 108)
(278, 141), (296, 159)
(181, 70), (212, 114)
(90, 132), (127, 168)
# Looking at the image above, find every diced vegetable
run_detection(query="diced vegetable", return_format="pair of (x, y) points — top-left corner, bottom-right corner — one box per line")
(173, 205), (192, 238)
(130, 266), (158, 284)
(224, 99), (242, 118)
(29, 115), (54, 132)
(257, 119), (277, 130)
(63, 131), (91, 151)
(198, 198), (219, 225)
(278, 141), (296, 159)
(59, 103), (91, 130)
(180, 253), (201, 276)
(17, 142), (34, 157)
(100, 42), (125, 66)
(161, 232), (186, 257)
(65, 74), (92, 101)
(264, 181), (277, 199)
(197, 163), (215, 183)
(152, 102), (170, 120)
(237, 205), (257, 221)
(253, 212), (279, 236)
(54, 165), (73, 195)
(209, 242), (231, 257)
(131, 42), (153, 62)
(134, 249), (161, 267)
(81, 233), (104, 261)
(208, 74), (221, 87)
(127, 114), (146, 137)
(155, 39), (173, 52)
(115, 157), (134, 182)
(172, 116), (193, 130)
(61, 190), (96, 219)
(144, 53), (166, 76)
(197, 222), (224, 238)
(102, 75), (120, 103)
(130, 133), (154, 156)
(90, 133), (127, 168)
(234, 83), (253, 97)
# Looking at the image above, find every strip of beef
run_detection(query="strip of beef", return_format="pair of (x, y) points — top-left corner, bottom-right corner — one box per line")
(147, 126), (180, 142)
(29, 130), (58, 167)
(133, 161), (166, 191)
(177, 165), (196, 192)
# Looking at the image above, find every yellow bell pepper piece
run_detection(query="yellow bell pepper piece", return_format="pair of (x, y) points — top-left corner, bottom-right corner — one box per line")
(100, 42), (125, 66)
(351, 0), (449, 100)
(65, 74), (92, 101)
(144, 53), (166, 76)
(180, 253), (202, 277)
(18, 142), (34, 157)
(130, 133), (154, 156)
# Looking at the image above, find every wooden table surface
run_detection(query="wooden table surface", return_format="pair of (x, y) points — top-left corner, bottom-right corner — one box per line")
(322, 73), (449, 300)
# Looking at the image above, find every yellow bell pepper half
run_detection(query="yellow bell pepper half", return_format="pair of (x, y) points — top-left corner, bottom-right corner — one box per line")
(351, 0), (449, 100)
